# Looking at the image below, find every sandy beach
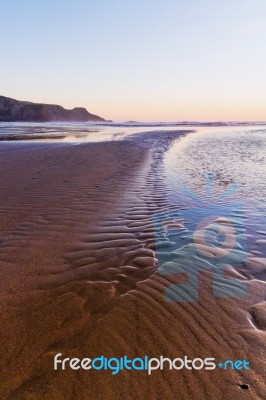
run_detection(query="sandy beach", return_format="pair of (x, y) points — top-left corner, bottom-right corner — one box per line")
(1, 0), (266, 398)
(0, 129), (265, 399)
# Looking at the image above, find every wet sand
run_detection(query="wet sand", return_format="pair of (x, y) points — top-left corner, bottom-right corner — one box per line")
(0, 132), (265, 399)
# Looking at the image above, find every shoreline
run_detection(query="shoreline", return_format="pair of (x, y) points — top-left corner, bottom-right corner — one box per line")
(0, 132), (265, 399)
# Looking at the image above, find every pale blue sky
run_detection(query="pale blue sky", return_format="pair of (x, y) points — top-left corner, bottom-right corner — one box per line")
(0, 0), (265, 121)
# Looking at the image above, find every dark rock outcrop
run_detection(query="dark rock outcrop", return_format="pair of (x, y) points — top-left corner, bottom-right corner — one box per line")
(0, 95), (106, 122)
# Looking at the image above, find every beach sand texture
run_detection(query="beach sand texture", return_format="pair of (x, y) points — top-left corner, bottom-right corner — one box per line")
(0, 131), (265, 400)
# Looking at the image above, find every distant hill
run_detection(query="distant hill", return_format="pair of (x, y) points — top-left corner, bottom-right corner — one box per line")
(0, 95), (106, 122)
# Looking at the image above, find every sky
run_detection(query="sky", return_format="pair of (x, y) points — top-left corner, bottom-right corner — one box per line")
(0, 0), (265, 122)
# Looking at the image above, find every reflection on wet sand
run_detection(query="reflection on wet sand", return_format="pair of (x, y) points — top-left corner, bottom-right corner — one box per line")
(0, 125), (265, 399)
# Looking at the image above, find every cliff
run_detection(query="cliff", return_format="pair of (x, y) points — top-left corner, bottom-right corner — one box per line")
(0, 96), (106, 122)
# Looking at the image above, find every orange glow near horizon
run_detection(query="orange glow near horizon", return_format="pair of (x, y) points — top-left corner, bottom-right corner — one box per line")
(1, 1), (265, 123)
